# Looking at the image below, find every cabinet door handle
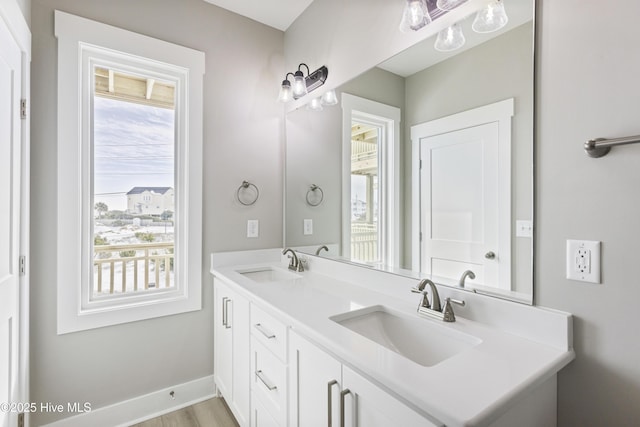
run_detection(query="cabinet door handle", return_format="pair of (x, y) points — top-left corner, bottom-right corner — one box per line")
(327, 380), (338, 427)
(221, 297), (228, 327)
(254, 323), (276, 339)
(255, 370), (277, 391)
(224, 298), (232, 329)
(340, 388), (352, 427)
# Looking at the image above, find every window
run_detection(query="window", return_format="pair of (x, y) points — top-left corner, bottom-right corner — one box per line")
(55, 11), (205, 334)
(341, 94), (401, 267)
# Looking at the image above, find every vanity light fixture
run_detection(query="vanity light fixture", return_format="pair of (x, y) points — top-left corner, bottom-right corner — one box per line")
(399, 0), (432, 33)
(472, 0), (508, 33)
(434, 22), (466, 51)
(278, 63), (329, 102)
(436, 0), (467, 11)
(277, 72), (295, 103)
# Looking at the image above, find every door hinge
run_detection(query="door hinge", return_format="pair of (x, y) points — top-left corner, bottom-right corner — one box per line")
(18, 412), (25, 427)
(20, 99), (27, 119)
(419, 232), (422, 242)
(419, 159), (423, 169)
(19, 256), (25, 276)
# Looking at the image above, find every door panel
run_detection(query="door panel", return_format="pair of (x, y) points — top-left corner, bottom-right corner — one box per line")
(420, 122), (507, 288)
(0, 13), (22, 427)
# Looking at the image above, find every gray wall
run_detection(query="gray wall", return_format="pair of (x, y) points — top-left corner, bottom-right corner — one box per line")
(30, 0), (283, 424)
(536, 0), (640, 424)
(287, 0), (640, 424)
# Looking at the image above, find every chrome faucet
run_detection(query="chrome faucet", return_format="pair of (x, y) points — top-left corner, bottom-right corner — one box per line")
(283, 248), (304, 272)
(315, 245), (329, 256)
(458, 270), (476, 288)
(411, 278), (464, 322)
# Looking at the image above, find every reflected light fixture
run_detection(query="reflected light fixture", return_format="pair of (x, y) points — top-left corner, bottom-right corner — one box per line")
(321, 90), (338, 106)
(278, 63), (329, 103)
(399, 0), (431, 33)
(434, 22), (466, 51)
(436, 0), (467, 11)
(307, 97), (324, 111)
(472, 0), (509, 33)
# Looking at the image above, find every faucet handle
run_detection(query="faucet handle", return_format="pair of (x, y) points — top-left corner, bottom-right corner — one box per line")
(442, 298), (465, 322)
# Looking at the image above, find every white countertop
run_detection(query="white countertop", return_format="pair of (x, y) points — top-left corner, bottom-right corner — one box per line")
(211, 256), (574, 427)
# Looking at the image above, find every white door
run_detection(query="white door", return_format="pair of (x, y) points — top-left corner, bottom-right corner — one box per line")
(419, 122), (504, 287)
(0, 12), (24, 427)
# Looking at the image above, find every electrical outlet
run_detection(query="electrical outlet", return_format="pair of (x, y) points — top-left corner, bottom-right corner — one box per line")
(566, 240), (601, 283)
(247, 220), (259, 238)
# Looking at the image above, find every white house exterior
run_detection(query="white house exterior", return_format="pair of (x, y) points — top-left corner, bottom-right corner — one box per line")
(126, 187), (174, 216)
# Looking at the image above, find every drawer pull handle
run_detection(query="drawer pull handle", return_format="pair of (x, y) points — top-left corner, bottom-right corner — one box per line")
(340, 389), (352, 427)
(223, 298), (232, 329)
(254, 323), (276, 339)
(255, 370), (277, 391)
(327, 379), (338, 427)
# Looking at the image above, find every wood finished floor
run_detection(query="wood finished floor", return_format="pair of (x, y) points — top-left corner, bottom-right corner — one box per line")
(130, 397), (239, 427)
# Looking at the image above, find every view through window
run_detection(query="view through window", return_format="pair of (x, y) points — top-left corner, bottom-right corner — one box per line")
(350, 121), (380, 263)
(92, 67), (176, 297)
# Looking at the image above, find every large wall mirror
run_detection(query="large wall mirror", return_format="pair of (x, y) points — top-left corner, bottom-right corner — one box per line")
(285, 0), (534, 304)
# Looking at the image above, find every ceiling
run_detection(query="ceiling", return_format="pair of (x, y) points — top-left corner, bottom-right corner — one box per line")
(202, 0), (315, 31)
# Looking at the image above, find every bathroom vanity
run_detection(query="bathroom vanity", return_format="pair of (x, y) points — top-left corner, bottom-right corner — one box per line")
(210, 249), (574, 427)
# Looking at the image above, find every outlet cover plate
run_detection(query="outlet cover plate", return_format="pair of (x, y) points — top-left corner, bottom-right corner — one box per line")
(566, 240), (601, 283)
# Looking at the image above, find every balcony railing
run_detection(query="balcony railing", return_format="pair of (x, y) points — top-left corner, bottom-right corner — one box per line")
(351, 223), (378, 263)
(93, 242), (174, 295)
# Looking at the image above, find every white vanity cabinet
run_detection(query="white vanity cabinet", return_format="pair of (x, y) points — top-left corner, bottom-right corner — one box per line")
(214, 277), (250, 427)
(289, 330), (438, 427)
(250, 304), (289, 427)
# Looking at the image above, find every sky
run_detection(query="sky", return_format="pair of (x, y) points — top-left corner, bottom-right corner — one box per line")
(93, 97), (175, 211)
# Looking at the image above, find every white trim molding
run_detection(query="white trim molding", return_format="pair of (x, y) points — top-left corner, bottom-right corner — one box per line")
(40, 376), (216, 427)
(55, 10), (205, 334)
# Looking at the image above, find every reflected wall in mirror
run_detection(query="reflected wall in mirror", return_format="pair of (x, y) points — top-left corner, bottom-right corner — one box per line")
(285, 0), (534, 304)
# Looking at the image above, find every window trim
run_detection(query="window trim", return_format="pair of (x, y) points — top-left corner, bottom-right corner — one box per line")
(55, 10), (205, 334)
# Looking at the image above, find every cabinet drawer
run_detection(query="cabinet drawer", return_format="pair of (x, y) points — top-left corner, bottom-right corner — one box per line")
(251, 390), (281, 427)
(251, 303), (288, 362)
(251, 338), (287, 427)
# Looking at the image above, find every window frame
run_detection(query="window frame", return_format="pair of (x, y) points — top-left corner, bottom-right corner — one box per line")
(55, 10), (205, 334)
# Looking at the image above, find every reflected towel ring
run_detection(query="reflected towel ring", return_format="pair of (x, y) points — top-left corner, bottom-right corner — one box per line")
(306, 184), (324, 207)
(236, 181), (259, 206)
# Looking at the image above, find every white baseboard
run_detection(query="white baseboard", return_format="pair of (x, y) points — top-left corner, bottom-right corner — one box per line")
(40, 375), (216, 427)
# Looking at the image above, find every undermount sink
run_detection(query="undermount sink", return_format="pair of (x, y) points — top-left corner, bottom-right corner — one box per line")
(330, 305), (481, 367)
(237, 266), (301, 283)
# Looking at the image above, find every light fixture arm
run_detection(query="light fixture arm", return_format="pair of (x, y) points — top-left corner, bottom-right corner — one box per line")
(297, 63), (310, 75)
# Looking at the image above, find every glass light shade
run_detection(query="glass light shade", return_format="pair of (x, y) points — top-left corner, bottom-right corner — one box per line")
(321, 90), (338, 106)
(399, 0), (431, 33)
(472, 0), (508, 33)
(434, 23), (466, 52)
(292, 71), (308, 97)
(436, 0), (467, 11)
(307, 97), (324, 111)
(277, 80), (292, 103)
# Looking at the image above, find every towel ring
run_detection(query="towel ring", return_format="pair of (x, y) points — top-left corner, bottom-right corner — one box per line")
(306, 184), (324, 207)
(236, 181), (259, 206)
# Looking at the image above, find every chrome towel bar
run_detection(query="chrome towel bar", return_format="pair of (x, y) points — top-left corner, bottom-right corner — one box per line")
(585, 135), (640, 158)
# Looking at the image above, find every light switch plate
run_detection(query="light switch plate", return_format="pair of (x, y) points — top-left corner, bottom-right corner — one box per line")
(303, 219), (313, 235)
(566, 240), (601, 283)
(516, 220), (533, 237)
(247, 220), (259, 238)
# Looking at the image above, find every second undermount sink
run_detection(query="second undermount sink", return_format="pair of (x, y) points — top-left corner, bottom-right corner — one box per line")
(330, 305), (481, 367)
(237, 266), (301, 283)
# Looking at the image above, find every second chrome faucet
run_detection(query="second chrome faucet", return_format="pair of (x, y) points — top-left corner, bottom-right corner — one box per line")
(411, 278), (465, 322)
